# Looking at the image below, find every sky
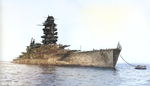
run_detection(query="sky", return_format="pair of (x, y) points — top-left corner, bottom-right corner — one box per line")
(1, 0), (150, 63)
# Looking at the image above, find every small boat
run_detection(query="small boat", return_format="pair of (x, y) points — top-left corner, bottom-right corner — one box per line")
(135, 65), (146, 69)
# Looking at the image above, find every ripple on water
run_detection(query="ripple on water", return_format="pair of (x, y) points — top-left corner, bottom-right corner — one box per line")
(0, 62), (150, 86)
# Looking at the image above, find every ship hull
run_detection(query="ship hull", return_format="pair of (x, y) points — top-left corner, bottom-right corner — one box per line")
(12, 48), (121, 68)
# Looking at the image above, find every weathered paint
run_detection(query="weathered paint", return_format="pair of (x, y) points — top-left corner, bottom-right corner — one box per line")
(12, 48), (121, 68)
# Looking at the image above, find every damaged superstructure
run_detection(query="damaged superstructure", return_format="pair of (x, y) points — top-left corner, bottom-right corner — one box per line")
(13, 16), (121, 68)
(41, 16), (58, 44)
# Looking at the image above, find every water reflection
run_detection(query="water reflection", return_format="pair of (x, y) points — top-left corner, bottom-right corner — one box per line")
(38, 65), (121, 86)
(0, 62), (121, 86)
(1, 62), (149, 86)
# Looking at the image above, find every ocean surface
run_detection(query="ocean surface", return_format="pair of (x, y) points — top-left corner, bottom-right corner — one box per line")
(0, 61), (150, 86)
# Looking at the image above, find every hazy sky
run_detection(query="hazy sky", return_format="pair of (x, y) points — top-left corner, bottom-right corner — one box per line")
(1, 0), (150, 63)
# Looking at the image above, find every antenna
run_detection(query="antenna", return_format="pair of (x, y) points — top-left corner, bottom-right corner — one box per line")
(37, 24), (43, 26)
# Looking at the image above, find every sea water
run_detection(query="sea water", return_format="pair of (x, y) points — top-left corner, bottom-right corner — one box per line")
(0, 61), (150, 86)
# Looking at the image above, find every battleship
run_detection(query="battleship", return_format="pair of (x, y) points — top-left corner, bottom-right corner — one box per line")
(12, 16), (122, 68)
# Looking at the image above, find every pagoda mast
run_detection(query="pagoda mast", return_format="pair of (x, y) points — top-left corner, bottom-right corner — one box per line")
(41, 16), (58, 45)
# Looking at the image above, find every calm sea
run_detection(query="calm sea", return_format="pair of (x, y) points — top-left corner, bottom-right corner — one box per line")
(0, 61), (150, 86)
